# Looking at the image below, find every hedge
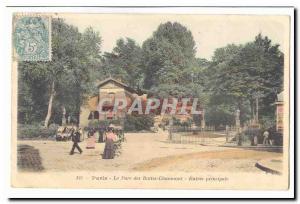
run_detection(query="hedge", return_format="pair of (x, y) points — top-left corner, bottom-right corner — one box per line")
(18, 123), (59, 139)
(124, 114), (154, 132)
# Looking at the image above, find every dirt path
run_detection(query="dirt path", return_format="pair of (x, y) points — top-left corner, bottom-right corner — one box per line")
(17, 130), (282, 173)
(132, 149), (282, 172)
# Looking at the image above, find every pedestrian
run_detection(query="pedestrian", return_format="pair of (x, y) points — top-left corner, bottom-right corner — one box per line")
(86, 128), (96, 149)
(102, 127), (117, 159)
(56, 126), (66, 141)
(263, 130), (270, 145)
(98, 127), (104, 143)
(69, 127), (83, 155)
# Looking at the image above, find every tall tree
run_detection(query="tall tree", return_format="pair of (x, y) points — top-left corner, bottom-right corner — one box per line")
(207, 34), (284, 126)
(237, 34), (284, 118)
(101, 38), (143, 90)
(142, 22), (196, 97)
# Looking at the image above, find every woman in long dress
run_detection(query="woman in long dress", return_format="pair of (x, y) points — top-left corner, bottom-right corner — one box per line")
(102, 128), (117, 159)
(86, 128), (96, 149)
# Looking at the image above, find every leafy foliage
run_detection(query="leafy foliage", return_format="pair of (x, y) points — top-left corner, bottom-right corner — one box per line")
(205, 34), (283, 127)
(142, 22), (197, 97)
(18, 18), (102, 125)
(18, 123), (59, 139)
(87, 119), (122, 129)
(17, 18), (283, 131)
(124, 115), (154, 131)
(100, 38), (144, 90)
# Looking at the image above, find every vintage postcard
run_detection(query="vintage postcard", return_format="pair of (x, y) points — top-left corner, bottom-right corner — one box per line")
(10, 9), (293, 192)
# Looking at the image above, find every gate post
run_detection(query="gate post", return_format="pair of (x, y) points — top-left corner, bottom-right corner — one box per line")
(226, 125), (229, 142)
(168, 117), (173, 141)
(201, 109), (206, 130)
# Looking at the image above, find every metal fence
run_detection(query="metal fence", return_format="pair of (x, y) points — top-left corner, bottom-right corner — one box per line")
(168, 126), (227, 145)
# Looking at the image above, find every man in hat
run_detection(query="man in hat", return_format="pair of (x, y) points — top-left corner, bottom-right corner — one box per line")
(69, 127), (83, 155)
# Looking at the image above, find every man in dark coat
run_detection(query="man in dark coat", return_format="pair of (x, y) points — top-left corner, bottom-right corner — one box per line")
(69, 127), (83, 155)
(98, 127), (104, 143)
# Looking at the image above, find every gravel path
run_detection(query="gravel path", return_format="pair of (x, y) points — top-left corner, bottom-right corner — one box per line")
(17, 130), (282, 173)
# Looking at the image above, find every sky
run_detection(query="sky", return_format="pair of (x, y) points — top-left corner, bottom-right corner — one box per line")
(58, 13), (290, 60)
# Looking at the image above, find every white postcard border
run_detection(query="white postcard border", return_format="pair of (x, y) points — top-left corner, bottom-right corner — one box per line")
(1, 4), (295, 199)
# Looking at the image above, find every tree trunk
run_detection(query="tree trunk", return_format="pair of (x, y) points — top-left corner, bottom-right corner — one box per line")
(249, 99), (255, 123)
(44, 81), (55, 128)
(62, 106), (66, 126)
(256, 97), (259, 123)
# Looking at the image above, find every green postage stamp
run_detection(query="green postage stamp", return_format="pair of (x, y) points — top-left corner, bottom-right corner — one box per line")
(13, 14), (51, 61)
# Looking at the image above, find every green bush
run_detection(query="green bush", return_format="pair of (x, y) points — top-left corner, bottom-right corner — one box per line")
(239, 132), (254, 145)
(18, 123), (59, 139)
(242, 127), (264, 145)
(87, 119), (122, 129)
(259, 116), (276, 130)
(124, 114), (154, 132)
(172, 117), (193, 131)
